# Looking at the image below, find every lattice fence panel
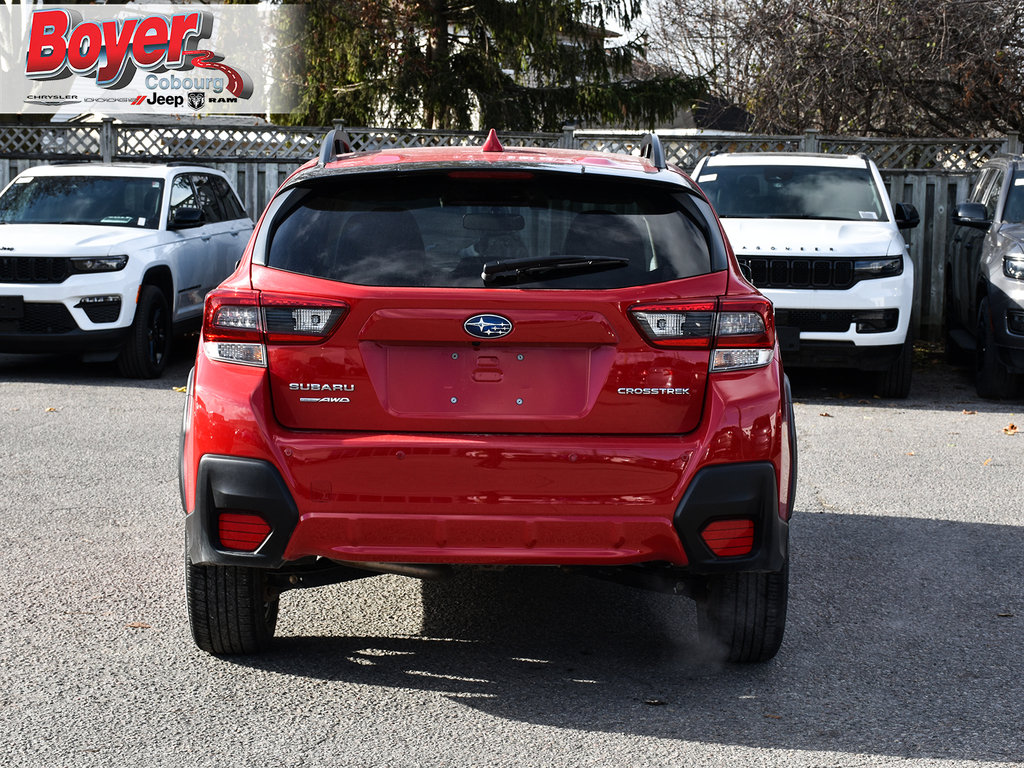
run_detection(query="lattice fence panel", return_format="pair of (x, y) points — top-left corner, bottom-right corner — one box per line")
(0, 124), (101, 158)
(820, 139), (1006, 171)
(663, 136), (804, 170)
(575, 133), (806, 171)
(0, 122), (1014, 171)
(115, 126), (322, 160)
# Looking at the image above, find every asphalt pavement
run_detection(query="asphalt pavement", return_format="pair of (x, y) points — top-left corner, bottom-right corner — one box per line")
(0, 341), (1021, 767)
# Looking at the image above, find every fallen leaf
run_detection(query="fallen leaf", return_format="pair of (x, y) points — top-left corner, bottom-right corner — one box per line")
(819, 412), (832, 418)
(172, 386), (187, 393)
(961, 409), (977, 415)
(983, 458), (993, 466)
(125, 621), (151, 629)
(44, 407), (58, 412)
(1003, 423), (1018, 435)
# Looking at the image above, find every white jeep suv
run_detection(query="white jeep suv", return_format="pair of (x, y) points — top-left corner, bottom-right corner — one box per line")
(0, 163), (253, 377)
(693, 152), (919, 397)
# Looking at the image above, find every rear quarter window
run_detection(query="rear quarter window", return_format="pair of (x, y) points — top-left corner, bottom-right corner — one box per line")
(263, 171), (721, 289)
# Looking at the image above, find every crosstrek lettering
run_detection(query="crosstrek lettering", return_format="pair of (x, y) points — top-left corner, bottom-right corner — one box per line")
(618, 387), (691, 395)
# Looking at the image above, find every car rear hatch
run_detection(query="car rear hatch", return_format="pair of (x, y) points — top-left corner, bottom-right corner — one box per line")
(226, 168), (766, 436)
(249, 270), (732, 435)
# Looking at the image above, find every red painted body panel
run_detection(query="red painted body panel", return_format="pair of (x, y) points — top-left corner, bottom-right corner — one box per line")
(183, 340), (789, 565)
(253, 266), (728, 435)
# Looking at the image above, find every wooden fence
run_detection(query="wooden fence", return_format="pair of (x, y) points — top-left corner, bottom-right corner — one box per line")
(2, 120), (1016, 339)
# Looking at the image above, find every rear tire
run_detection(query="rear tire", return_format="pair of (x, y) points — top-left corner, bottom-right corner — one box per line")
(696, 563), (788, 663)
(875, 337), (913, 398)
(186, 556), (279, 655)
(117, 285), (171, 378)
(975, 298), (1020, 400)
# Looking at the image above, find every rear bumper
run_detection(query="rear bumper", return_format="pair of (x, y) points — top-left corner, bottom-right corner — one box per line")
(186, 454), (788, 574)
(181, 352), (795, 572)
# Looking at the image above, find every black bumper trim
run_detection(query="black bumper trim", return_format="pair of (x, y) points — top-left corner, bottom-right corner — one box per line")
(0, 327), (130, 353)
(778, 340), (905, 370)
(673, 462), (788, 575)
(186, 455), (299, 569)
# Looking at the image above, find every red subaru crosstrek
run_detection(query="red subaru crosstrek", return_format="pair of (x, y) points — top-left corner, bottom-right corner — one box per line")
(180, 131), (796, 662)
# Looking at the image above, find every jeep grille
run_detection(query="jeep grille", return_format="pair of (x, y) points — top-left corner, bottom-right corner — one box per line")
(0, 257), (70, 284)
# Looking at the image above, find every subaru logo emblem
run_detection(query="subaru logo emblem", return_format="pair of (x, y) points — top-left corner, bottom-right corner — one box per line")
(464, 314), (513, 339)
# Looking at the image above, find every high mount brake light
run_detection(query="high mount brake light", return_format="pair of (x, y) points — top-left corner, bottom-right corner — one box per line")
(630, 298), (775, 371)
(201, 290), (348, 366)
(446, 171), (534, 180)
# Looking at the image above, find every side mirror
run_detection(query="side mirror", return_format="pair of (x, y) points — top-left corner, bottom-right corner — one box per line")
(169, 207), (205, 229)
(953, 201), (991, 230)
(894, 202), (920, 230)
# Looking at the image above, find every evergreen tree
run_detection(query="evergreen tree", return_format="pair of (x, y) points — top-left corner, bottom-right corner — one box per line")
(290, 0), (704, 130)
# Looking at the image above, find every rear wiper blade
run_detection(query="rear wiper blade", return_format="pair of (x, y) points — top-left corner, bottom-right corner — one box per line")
(481, 254), (629, 285)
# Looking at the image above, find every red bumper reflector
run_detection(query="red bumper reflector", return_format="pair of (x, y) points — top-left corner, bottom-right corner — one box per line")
(218, 512), (271, 552)
(700, 519), (755, 557)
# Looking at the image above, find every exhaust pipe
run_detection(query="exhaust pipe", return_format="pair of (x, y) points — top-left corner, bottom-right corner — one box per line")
(346, 561), (453, 580)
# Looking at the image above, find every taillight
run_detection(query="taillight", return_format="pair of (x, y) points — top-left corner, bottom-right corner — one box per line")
(630, 302), (716, 348)
(201, 289), (348, 366)
(261, 293), (347, 343)
(630, 297), (775, 372)
(203, 290), (266, 367)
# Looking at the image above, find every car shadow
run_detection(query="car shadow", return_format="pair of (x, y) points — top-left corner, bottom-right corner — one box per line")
(0, 333), (197, 389)
(228, 510), (1024, 763)
(787, 344), (1022, 414)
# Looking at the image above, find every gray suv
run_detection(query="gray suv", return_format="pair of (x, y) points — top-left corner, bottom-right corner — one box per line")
(946, 155), (1024, 398)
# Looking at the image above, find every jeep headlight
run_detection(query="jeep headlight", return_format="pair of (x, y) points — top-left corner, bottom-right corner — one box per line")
(853, 256), (903, 280)
(1003, 244), (1024, 280)
(70, 255), (129, 273)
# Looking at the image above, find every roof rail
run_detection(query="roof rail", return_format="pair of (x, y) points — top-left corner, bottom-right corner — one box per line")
(640, 133), (667, 170)
(318, 128), (354, 166)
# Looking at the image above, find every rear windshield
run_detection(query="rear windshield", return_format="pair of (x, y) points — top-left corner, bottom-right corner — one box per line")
(0, 175), (164, 229)
(696, 164), (887, 222)
(264, 171), (719, 288)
